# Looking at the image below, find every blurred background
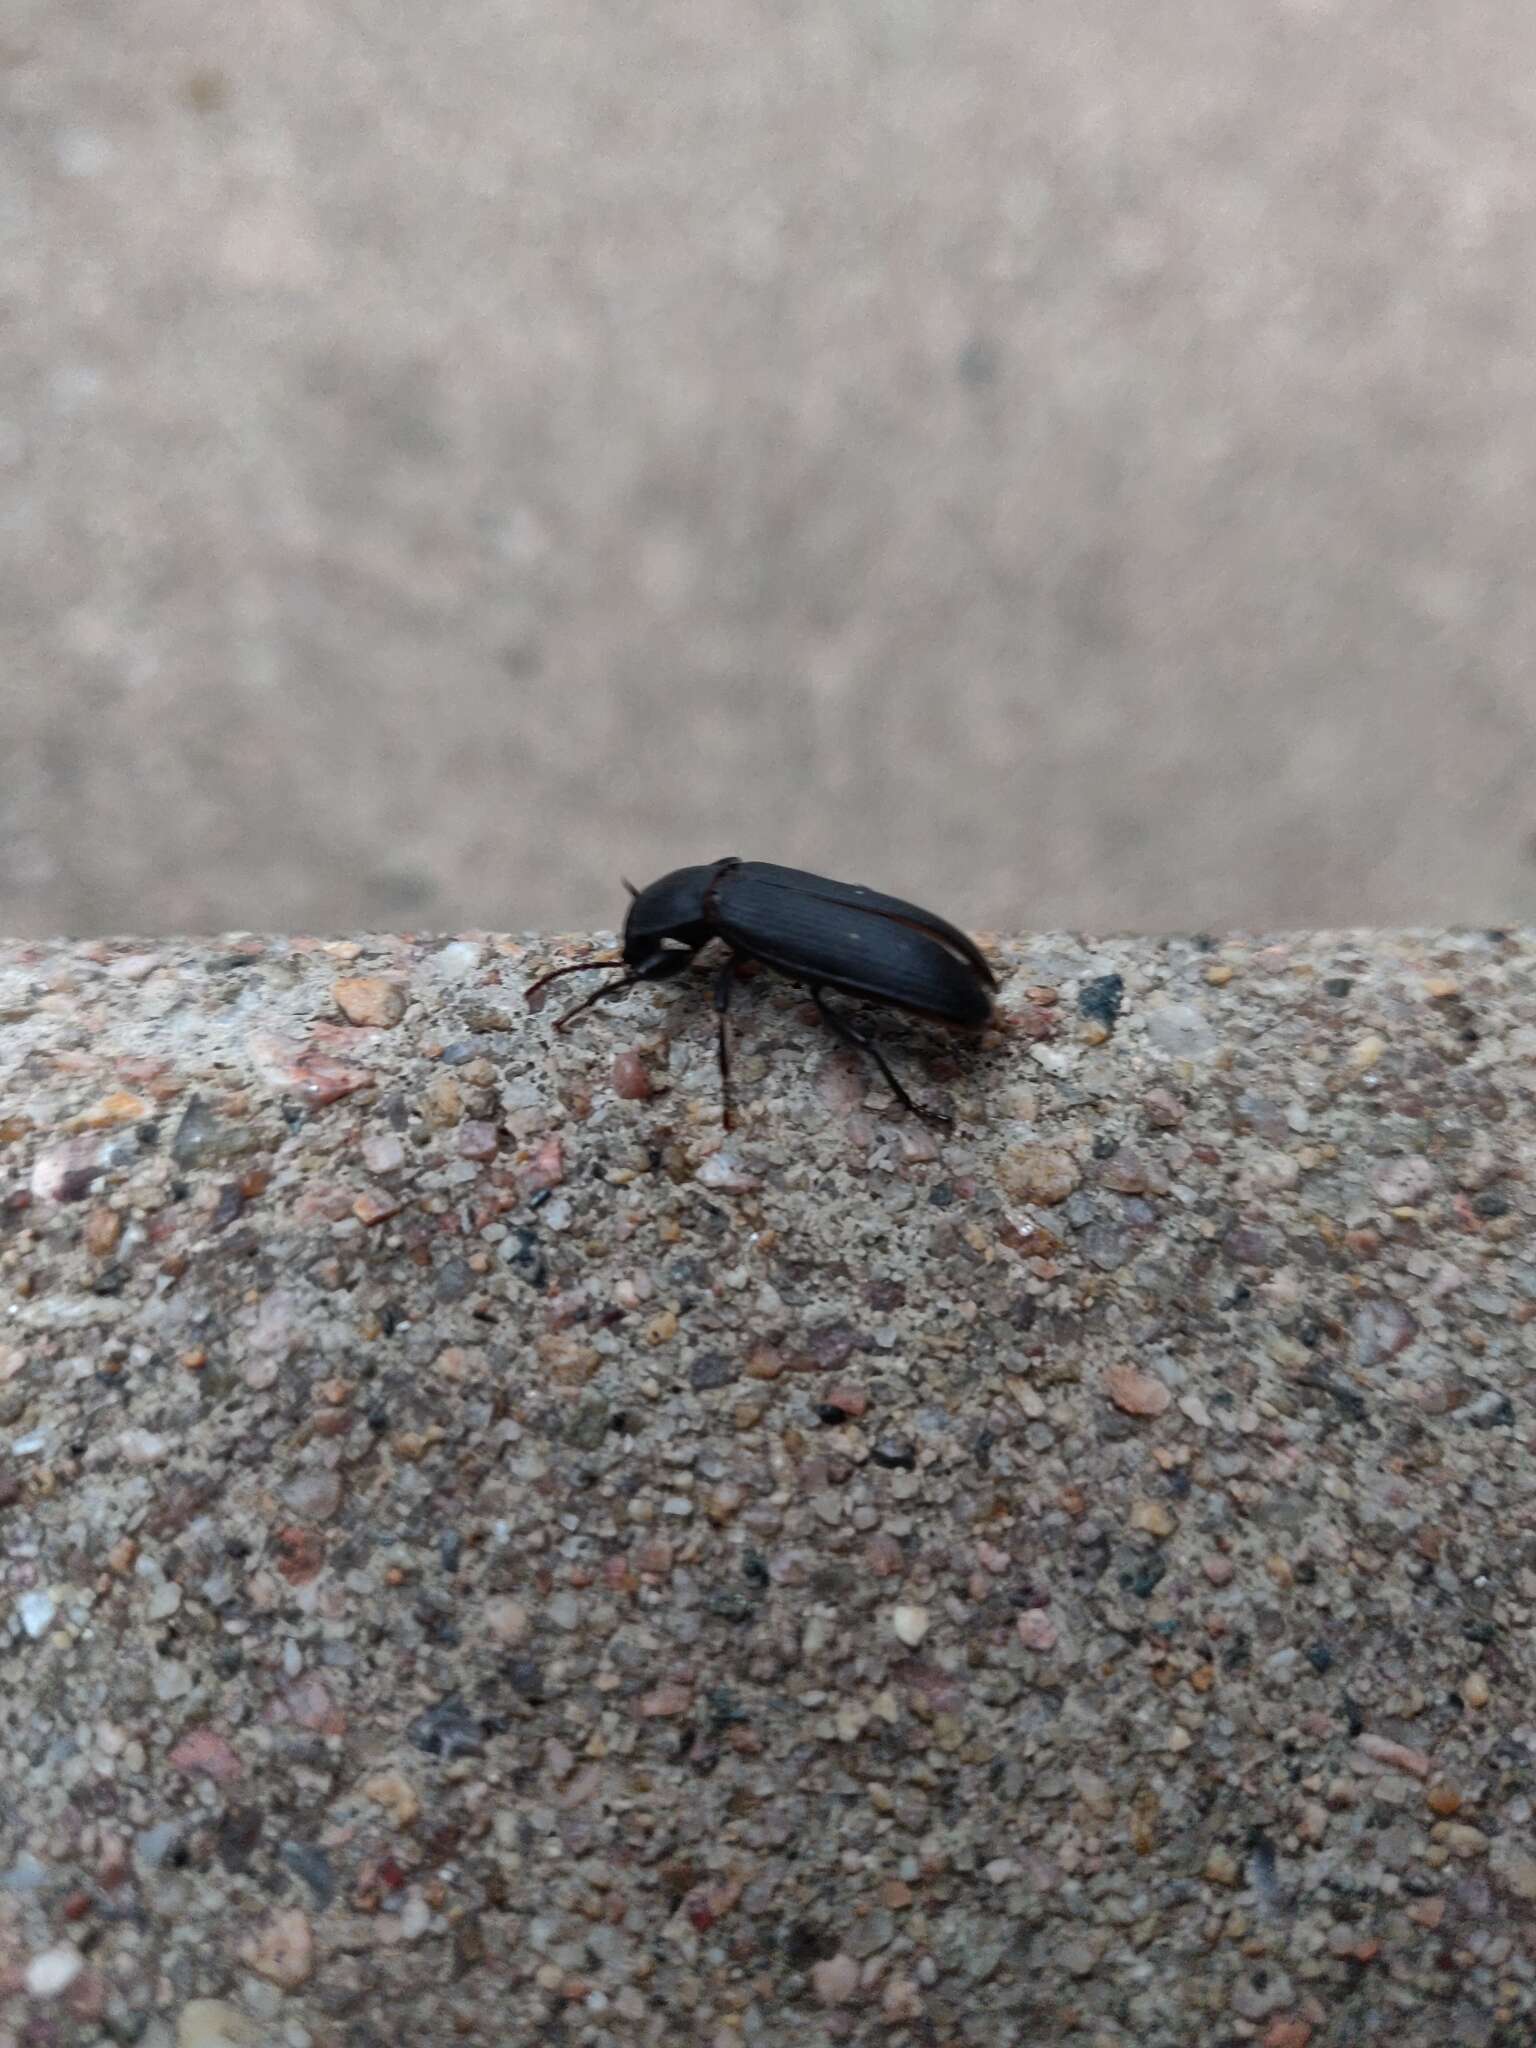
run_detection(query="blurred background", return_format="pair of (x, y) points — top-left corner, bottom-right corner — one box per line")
(3, 0), (1534, 941)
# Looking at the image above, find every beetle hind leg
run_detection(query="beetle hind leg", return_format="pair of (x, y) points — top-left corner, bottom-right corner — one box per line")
(810, 988), (952, 1126)
(713, 960), (739, 1130)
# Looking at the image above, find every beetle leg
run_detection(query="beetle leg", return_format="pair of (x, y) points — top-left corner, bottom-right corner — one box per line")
(713, 960), (738, 1131)
(809, 988), (952, 1126)
(524, 956), (623, 1011)
(551, 972), (648, 1030)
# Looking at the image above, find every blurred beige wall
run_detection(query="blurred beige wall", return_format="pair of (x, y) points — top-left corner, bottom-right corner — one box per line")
(3, 0), (1534, 939)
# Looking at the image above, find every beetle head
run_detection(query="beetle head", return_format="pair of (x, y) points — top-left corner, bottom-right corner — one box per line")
(621, 863), (720, 976)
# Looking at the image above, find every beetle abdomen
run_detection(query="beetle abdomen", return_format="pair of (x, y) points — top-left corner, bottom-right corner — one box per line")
(714, 866), (995, 1026)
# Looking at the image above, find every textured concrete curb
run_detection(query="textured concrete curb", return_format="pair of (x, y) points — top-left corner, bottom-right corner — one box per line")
(1, 928), (1534, 2048)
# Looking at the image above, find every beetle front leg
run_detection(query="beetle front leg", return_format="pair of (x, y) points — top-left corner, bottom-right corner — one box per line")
(713, 960), (740, 1130)
(810, 988), (952, 1127)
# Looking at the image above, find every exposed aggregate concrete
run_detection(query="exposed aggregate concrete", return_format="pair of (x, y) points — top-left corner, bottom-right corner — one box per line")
(1, 926), (1534, 2048)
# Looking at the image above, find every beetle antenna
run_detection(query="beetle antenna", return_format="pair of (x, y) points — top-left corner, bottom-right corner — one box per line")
(524, 956), (623, 1010)
(621, 876), (639, 899)
(550, 972), (647, 1030)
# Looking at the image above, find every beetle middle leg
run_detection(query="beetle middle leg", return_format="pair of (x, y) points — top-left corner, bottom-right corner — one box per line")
(809, 988), (951, 1126)
(713, 959), (741, 1130)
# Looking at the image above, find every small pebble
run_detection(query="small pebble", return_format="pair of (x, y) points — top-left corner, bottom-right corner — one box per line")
(1491, 1840), (1536, 1901)
(1129, 1500), (1177, 1538)
(1357, 1732), (1432, 1779)
(250, 1033), (372, 1104)
(812, 1954), (860, 2006)
(1144, 1002), (1216, 1057)
(333, 976), (407, 1028)
(421, 1074), (463, 1127)
(362, 1772), (421, 1827)
(1230, 1966), (1293, 2021)
(522, 1134), (565, 1188)
(18, 1590), (57, 1639)
(1372, 1154), (1436, 1206)
(821, 1381), (868, 1418)
(483, 1597), (529, 1646)
(696, 1150), (759, 1192)
(997, 1144), (1079, 1207)
(398, 1893), (432, 1940)
(611, 1049), (653, 1100)
(146, 1578), (183, 1619)
(892, 1604), (930, 1648)
(1098, 1146), (1168, 1195)
(1105, 1364), (1172, 1417)
(638, 1681), (692, 1718)
(118, 1427), (168, 1465)
(458, 1120), (499, 1161)
(83, 1206), (121, 1256)
(167, 1728), (243, 1784)
(1016, 1610), (1058, 1652)
(1143, 1088), (1185, 1128)
(1432, 1821), (1490, 1858)
(1262, 2019), (1312, 2048)
(1076, 973), (1125, 1028)
(25, 1945), (84, 1998)
(240, 1907), (314, 1989)
(30, 1133), (108, 1203)
(280, 1470), (343, 1522)
(362, 1132), (405, 1174)
(176, 2000), (265, 2048)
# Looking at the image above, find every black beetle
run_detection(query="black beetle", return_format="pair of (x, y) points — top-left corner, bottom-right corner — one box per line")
(525, 857), (996, 1128)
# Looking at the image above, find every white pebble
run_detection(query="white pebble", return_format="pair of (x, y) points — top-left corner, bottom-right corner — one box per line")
(118, 1427), (168, 1465)
(695, 1150), (759, 1192)
(153, 1659), (192, 1701)
(362, 1133), (405, 1175)
(434, 941), (482, 978)
(546, 1592), (581, 1630)
(18, 1591), (56, 1639)
(891, 1604), (930, 1648)
(146, 1580), (183, 1621)
(26, 1944), (84, 1997)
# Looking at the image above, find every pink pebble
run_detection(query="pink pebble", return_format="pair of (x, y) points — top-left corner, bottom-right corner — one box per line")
(1016, 1610), (1058, 1652)
(458, 1120), (499, 1161)
(611, 1049), (653, 1101)
(167, 1727), (244, 1783)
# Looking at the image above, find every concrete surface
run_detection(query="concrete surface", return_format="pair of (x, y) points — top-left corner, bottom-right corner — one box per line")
(3, 1), (1536, 940)
(2, 925), (1535, 2048)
